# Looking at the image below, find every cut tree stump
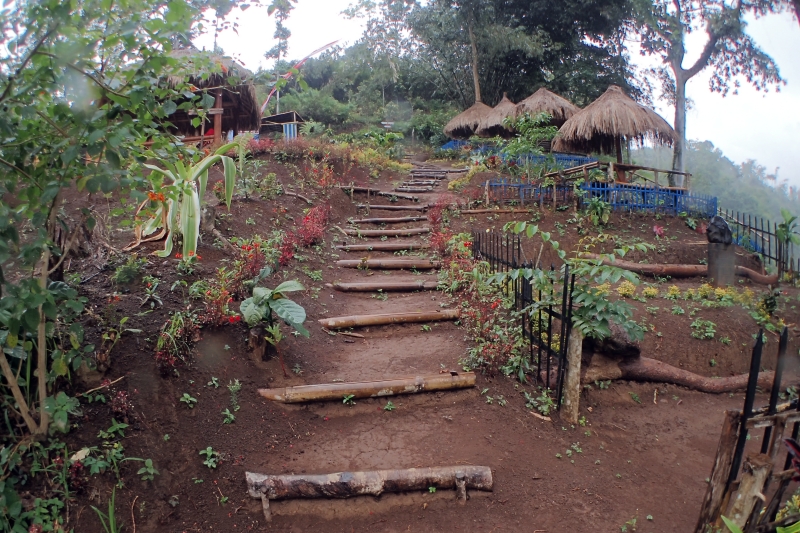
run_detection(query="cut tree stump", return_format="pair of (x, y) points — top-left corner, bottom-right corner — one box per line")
(343, 227), (430, 237)
(246, 465), (493, 520)
(351, 216), (428, 224)
(580, 254), (779, 285)
(334, 242), (429, 252)
(356, 204), (428, 211)
(336, 258), (440, 269)
(332, 280), (438, 292)
(318, 309), (460, 329)
(258, 372), (475, 403)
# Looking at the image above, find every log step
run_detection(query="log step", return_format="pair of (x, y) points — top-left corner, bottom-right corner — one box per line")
(341, 186), (419, 201)
(395, 187), (432, 193)
(336, 259), (440, 269)
(334, 242), (429, 252)
(258, 372), (475, 403)
(351, 216), (428, 224)
(343, 227), (430, 237)
(332, 280), (438, 292)
(356, 204), (427, 211)
(318, 308), (459, 329)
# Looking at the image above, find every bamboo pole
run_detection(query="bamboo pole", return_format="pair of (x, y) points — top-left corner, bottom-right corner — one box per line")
(333, 281), (438, 292)
(343, 227), (430, 237)
(356, 204), (428, 211)
(318, 309), (460, 329)
(247, 465), (493, 520)
(351, 216), (428, 224)
(258, 372), (476, 403)
(334, 242), (429, 252)
(336, 259), (440, 269)
(562, 330), (583, 425)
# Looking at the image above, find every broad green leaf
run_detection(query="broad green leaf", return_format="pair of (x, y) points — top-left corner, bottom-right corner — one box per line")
(198, 170), (209, 202)
(181, 187), (201, 258)
(214, 142), (238, 156)
(269, 298), (308, 337)
(273, 280), (305, 295)
(222, 156), (235, 209)
(240, 298), (263, 326)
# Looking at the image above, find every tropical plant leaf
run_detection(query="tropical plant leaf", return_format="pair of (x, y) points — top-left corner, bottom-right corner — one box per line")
(240, 298), (263, 327)
(273, 280), (305, 295)
(222, 155), (235, 209)
(269, 298), (308, 336)
(197, 169), (209, 202)
(252, 286), (273, 305)
(181, 186), (201, 257)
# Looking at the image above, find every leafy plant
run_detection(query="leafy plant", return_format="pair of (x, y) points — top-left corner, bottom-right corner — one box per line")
(91, 488), (121, 533)
(221, 408), (236, 424)
(691, 319), (717, 340)
(343, 394), (356, 406)
(179, 393), (198, 408)
(125, 142), (238, 258)
(111, 254), (147, 285)
(199, 447), (220, 469)
(228, 379), (242, 412)
(384, 401), (396, 411)
(585, 196), (611, 226)
(524, 389), (556, 416)
(137, 459), (159, 481)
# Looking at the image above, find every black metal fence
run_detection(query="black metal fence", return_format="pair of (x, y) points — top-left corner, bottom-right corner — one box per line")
(471, 229), (576, 407)
(718, 209), (796, 274)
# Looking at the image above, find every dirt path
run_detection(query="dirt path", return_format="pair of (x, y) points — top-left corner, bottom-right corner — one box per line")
(239, 163), (768, 533)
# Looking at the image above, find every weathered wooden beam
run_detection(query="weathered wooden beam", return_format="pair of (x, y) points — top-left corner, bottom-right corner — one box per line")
(343, 227), (430, 237)
(334, 242), (429, 252)
(332, 280), (438, 292)
(336, 259), (440, 269)
(258, 372), (475, 403)
(729, 454), (773, 529)
(341, 187), (419, 201)
(395, 187), (432, 193)
(246, 465), (493, 520)
(695, 410), (742, 533)
(318, 309), (459, 329)
(356, 204), (428, 211)
(351, 216), (428, 224)
(459, 208), (534, 214)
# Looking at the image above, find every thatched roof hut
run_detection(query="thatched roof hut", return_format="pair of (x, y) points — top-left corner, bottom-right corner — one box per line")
(443, 101), (493, 140)
(476, 94), (518, 138)
(553, 85), (676, 161)
(165, 49), (261, 140)
(515, 88), (579, 127)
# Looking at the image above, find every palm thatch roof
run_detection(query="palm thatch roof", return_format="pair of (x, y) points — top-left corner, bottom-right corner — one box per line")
(165, 49), (260, 133)
(443, 101), (493, 140)
(516, 88), (580, 127)
(553, 85), (676, 156)
(476, 94), (518, 138)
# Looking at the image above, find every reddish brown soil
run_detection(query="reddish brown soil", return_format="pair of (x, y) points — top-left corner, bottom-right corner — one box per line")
(51, 156), (800, 533)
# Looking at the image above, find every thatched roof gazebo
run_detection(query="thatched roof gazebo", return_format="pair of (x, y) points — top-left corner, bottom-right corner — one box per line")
(443, 101), (493, 139)
(553, 85), (676, 163)
(165, 49), (261, 145)
(475, 93), (518, 138)
(516, 88), (580, 127)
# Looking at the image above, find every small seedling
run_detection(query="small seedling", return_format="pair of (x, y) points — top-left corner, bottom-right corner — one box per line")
(292, 364), (303, 375)
(384, 401), (395, 411)
(428, 486), (436, 493)
(421, 324), (431, 332)
(137, 459), (159, 481)
(595, 380), (610, 390)
(629, 392), (641, 404)
(98, 419), (129, 440)
(180, 393), (198, 408)
(710, 359), (717, 367)
(228, 379), (242, 411)
(719, 336), (731, 345)
(199, 447), (220, 469)
(208, 377), (220, 388)
(222, 408), (236, 424)
(343, 394), (356, 406)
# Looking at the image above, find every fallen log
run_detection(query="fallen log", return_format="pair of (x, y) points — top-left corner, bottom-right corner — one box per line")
(318, 309), (459, 329)
(580, 254), (779, 285)
(336, 259), (440, 269)
(334, 242), (429, 252)
(395, 187), (432, 193)
(351, 216), (428, 224)
(356, 204), (428, 211)
(343, 227), (430, 237)
(341, 187), (419, 201)
(377, 191), (419, 201)
(583, 354), (775, 393)
(333, 280), (438, 292)
(459, 208), (534, 214)
(246, 465), (493, 520)
(258, 372), (475, 403)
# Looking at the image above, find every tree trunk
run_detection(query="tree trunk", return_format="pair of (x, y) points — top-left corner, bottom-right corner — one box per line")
(671, 74), (687, 186)
(468, 21), (482, 103)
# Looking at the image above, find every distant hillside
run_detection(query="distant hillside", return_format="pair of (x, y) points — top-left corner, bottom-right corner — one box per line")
(632, 141), (798, 222)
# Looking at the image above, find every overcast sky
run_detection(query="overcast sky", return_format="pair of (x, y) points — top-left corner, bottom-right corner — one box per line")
(195, 2), (800, 187)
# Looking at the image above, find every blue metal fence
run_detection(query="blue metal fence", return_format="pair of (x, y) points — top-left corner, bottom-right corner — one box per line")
(439, 141), (596, 170)
(579, 183), (717, 218)
(486, 179), (574, 205)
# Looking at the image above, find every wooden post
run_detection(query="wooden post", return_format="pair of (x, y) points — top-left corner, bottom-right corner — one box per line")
(694, 410), (742, 533)
(562, 329), (583, 425)
(213, 90), (223, 146)
(653, 170), (659, 188)
(728, 454), (773, 529)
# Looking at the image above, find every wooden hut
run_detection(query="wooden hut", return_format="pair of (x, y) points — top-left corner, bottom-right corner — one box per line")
(515, 88), (580, 127)
(260, 111), (305, 139)
(475, 94), (518, 138)
(165, 49), (261, 145)
(443, 102), (493, 140)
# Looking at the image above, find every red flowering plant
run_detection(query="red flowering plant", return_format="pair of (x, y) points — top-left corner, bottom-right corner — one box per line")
(296, 203), (331, 247)
(155, 309), (200, 375)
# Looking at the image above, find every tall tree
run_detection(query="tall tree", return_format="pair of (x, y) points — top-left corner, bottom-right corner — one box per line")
(635, 0), (786, 184)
